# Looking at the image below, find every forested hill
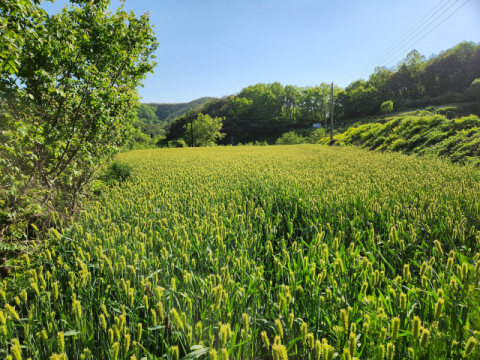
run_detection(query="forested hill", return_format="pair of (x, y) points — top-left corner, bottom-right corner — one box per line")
(165, 41), (480, 145)
(146, 97), (215, 122)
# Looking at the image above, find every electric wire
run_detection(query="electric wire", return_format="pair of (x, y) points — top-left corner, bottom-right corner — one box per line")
(339, 0), (462, 86)
(340, 0), (469, 87)
(339, 0), (469, 88)
(338, 0), (452, 85)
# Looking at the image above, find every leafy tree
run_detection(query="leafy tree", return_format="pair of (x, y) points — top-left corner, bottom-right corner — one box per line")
(0, 0), (158, 239)
(381, 100), (394, 114)
(282, 85), (299, 119)
(0, 0), (40, 75)
(184, 113), (225, 147)
(298, 86), (328, 125)
(467, 79), (480, 101)
(275, 132), (306, 145)
(307, 128), (326, 143)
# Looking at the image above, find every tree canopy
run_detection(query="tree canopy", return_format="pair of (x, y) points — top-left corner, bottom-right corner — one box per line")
(184, 113), (225, 147)
(0, 0), (158, 238)
(381, 100), (394, 114)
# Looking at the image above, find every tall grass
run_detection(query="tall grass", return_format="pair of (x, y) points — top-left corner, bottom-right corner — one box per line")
(2, 145), (480, 359)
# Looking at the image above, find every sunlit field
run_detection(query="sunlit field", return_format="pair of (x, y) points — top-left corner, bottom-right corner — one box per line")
(3, 145), (480, 360)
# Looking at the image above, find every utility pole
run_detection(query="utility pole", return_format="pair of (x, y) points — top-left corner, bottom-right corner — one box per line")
(190, 113), (194, 147)
(330, 82), (334, 142)
(231, 136), (234, 146)
(324, 103), (327, 136)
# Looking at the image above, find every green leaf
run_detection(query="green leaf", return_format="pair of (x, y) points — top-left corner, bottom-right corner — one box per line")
(179, 346), (210, 360)
(63, 330), (80, 337)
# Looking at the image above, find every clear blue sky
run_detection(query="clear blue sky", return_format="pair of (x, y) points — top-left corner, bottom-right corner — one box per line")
(42, 0), (480, 103)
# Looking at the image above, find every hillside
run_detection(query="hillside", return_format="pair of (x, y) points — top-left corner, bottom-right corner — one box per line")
(164, 41), (480, 146)
(146, 97), (216, 122)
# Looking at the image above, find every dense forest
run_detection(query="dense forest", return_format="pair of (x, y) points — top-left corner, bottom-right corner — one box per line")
(163, 41), (480, 145)
(129, 97), (214, 148)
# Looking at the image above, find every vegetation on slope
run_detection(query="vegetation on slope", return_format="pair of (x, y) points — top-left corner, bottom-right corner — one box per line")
(3, 146), (480, 359)
(319, 114), (480, 165)
(319, 102), (480, 138)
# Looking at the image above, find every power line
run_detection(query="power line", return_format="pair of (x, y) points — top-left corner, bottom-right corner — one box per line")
(338, 0), (452, 85)
(374, 0), (470, 72)
(340, 0), (463, 86)
(339, 0), (469, 88)
(341, 0), (468, 86)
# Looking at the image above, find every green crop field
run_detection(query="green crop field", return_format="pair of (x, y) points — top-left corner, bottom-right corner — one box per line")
(2, 145), (480, 360)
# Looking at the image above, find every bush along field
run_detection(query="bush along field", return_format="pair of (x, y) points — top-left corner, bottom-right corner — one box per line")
(2, 146), (480, 360)
(318, 114), (480, 165)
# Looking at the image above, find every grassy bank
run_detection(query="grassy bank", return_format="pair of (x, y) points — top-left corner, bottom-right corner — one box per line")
(320, 114), (480, 165)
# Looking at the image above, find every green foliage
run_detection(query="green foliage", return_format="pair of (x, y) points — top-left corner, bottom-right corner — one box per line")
(320, 114), (480, 165)
(91, 160), (133, 194)
(184, 113), (225, 147)
(337, 43), (480, 118)
(275, 131), (307, 145)
(133, 121), (166, 140)
(127, 128), (165, 150)
(0, 0), (41, 75)
(467, 78), (480, 101)
(4, 146), (480, 359)
(169, 139), (187, 148)
(157, 139), (187, 148)
(307, 128), (326, 143)
(103, 161), (133, 183)
(166, 83), (338, 145)
(381, 100), (394, 114)
(137, 104), (159, 124)
(134, 104), (168, 146)
(0, 0), (158, 240)
(436, 106), (456, 119)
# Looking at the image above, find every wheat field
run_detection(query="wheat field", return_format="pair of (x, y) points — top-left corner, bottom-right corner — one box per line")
(2, 145), (480, 360)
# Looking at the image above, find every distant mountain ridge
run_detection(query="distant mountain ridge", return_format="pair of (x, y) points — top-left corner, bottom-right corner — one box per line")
(145, 97), (216, 122)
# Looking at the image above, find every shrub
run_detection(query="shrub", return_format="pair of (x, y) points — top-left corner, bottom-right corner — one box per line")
(381, 100), (394, 114)
(275, 131), (307, 145)
(307, 128), (326, 143)
(168, 139), (187, 148)
(467, 78), (480, 102)
(91, 161), (133, 194)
